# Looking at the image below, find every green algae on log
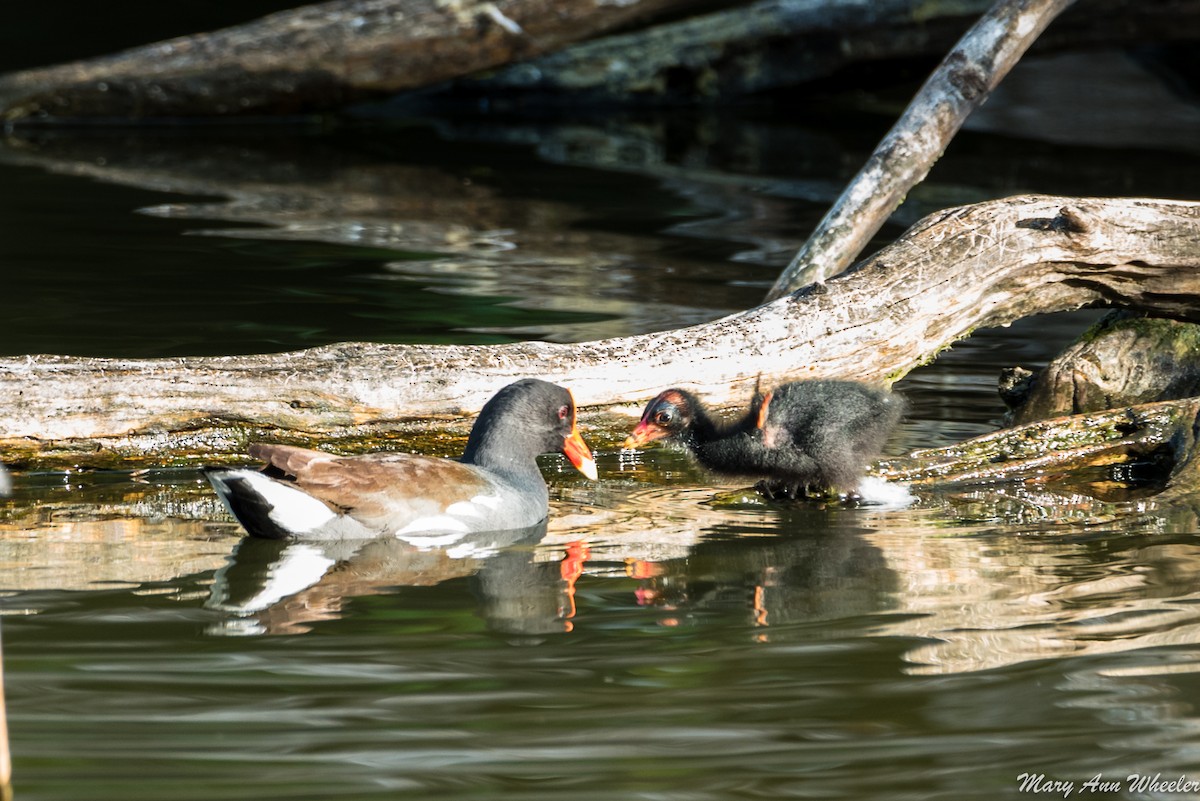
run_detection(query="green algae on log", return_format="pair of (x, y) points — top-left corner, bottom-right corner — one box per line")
(875, 397), (1199, 489)
(1007, 311), (1200, 426)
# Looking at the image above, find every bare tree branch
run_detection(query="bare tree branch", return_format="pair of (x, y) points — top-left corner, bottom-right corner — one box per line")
(764, 0), (1078, 300)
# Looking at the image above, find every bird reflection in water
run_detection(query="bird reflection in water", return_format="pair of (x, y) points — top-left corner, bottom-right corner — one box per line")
(205, 523), (588, 637)
(203, 506), (897, 643)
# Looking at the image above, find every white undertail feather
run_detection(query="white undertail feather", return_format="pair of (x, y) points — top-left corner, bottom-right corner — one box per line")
(855, 477), (915, 509)
(211, 468), (338, 534)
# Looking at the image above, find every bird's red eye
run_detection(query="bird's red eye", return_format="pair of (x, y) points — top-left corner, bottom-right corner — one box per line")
(558, 405), (570, 421)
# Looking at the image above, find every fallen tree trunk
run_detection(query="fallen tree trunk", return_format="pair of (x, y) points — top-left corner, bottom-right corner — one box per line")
(446, 0), (994, 102)
(1, 194), (1197, 468)
(0, 0), (697, 122)
(5, 0), (1197, 122)
(450, 0), (1200, 106)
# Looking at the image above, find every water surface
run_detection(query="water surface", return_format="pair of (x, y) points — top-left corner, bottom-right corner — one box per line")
(4, 55), (1200, 800)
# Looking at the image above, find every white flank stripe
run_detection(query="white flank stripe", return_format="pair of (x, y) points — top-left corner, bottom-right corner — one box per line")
(445, 493), (503, 518)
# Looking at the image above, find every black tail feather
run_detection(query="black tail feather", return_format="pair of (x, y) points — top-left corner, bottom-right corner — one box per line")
(204, 468), (292, 539)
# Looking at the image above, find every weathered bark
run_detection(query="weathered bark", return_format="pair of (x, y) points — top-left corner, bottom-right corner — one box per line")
(0, 0), (696, 122)
(5, 0), (1197, 121)
(460, 0), (1200, 106)
(0, 194), (1197, 468)
(449, 0), (993, 102)
(764, 0), (1078, 299)
(1006, 311), (1200, 426)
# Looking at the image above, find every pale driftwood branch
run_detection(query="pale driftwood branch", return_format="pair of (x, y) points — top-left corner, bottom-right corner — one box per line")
(0, 0), (695, 122)
(0, 194), (1197, 468)
(764, 0), (1077, 300)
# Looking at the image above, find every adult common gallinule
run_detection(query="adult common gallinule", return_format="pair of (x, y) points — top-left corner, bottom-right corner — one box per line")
(206, 379), (597, 539)
(624, 380), (904, 499)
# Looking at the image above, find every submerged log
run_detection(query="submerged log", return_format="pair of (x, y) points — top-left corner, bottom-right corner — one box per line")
(875, 390), (1200, 503)
(877, 397), (1196, 489)
(0, 0), (696, 122)
(0, 194), (1197, 468)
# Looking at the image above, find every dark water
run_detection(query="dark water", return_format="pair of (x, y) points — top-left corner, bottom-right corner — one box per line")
(4, 51), (1200, 801)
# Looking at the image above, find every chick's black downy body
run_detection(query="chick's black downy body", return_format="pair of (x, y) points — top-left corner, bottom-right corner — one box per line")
(753, 381), (905, 497)
(626, 380), (905, 499)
